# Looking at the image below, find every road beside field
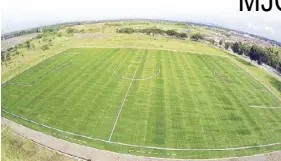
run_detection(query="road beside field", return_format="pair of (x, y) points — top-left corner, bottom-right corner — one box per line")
(1, 33), (39, 51)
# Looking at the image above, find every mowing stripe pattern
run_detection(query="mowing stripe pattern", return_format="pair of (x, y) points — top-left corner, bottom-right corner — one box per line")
(2, 48), (281, 159)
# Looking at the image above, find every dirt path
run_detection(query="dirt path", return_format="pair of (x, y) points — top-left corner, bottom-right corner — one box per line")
(2, 117), (281, 161)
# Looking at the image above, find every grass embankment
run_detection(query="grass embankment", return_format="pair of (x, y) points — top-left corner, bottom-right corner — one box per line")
(1, 125), (76, 161)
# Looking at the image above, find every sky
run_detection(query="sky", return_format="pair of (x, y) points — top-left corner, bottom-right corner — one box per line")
(1, 0), (281, 41)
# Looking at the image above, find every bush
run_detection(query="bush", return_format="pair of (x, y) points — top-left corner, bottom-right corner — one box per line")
(177, 33), (187, 39)
(224, 42), (231, 50)
(41, 44), (49, 51)
(66, 28), (77, 34)
(26, 41), (31, 49)
(117, 28), (135, 34)
(231, 42), (251, 55)
(36, 34), (43, 39)
(166, 30), (177, 36)
(1, 51), (5, 62)
(191, 33), (204, 41)
(141, 28), (165, 35)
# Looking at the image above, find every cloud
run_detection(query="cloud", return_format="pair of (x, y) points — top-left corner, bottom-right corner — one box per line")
(246, 22), (274, 34)
(264, 26), (274, 33)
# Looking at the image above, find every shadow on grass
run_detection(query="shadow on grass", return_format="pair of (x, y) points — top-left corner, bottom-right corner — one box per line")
(268, 76), (281, 94)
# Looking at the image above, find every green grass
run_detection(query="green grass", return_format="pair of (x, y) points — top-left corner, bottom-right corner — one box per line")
(2, 48), (281, 159)
(1, 125), (75, 161)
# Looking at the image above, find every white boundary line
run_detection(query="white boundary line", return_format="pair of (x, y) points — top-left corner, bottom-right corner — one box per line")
(2, 109), (108, 143)
(250, 106), (281, 109)
(5, 61), (72, 87)
(2, 48), (281, 153)
(4, 116), (281, 161)
(2, 53), (81, 87)
(108, 141), (281, 151)
(108, 53), (145, 141)
(227, 57), (281, 103)
(213, 60), (281, 108)
(2, 109), (281, 151)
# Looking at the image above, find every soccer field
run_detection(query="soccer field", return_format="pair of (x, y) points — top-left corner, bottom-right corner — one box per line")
(2, 48), (281, 159)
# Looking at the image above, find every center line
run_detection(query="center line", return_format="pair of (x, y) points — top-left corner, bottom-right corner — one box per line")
(108, 53), (144, 141)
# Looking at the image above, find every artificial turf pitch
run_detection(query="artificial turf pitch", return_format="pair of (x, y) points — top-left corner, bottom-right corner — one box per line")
(2, 48), (281, 159)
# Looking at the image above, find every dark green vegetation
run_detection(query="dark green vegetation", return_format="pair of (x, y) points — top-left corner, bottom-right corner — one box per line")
(230, 42), (281, 72)
(190, 33), (204, 41)
(2, 48), (281, 159)
(117, 27), (190, 39)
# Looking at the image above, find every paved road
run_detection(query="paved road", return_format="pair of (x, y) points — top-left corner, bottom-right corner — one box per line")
(1, 33), (39, 51)
(2, 117), (281, 161)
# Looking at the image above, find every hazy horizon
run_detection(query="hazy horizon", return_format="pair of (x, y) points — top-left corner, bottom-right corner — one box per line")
(1, 0), (281, 41)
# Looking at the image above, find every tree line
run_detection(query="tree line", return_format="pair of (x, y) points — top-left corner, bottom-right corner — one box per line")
(117, 27), (200, 39)
(229, 42), (281, 72)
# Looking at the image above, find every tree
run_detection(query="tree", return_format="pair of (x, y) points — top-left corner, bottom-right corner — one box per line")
(209, 39), (215, 45)
(26, 41), (31, 49)
(191, 33), (204, 41)
(166, 30), (178, 36)
(225, 42), (231, 50)
(117, 28), (134, 34)
(177, 33), (187, 39)
(219, 40), (223, 46)
(66, 28), (77, 34)
(5, 52), (11, 61)
(231, 42), (240, 54)
(249, 45), (265, 64)
(240, 43), (251, 56)
(1, 51), (5, 62)
(141, 28), (165, 35)
(41, 44), (49, 51)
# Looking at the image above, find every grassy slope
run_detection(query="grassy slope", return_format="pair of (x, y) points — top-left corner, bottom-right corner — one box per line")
(1, 125), (75, 161)
(2, 48), (281, 159)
